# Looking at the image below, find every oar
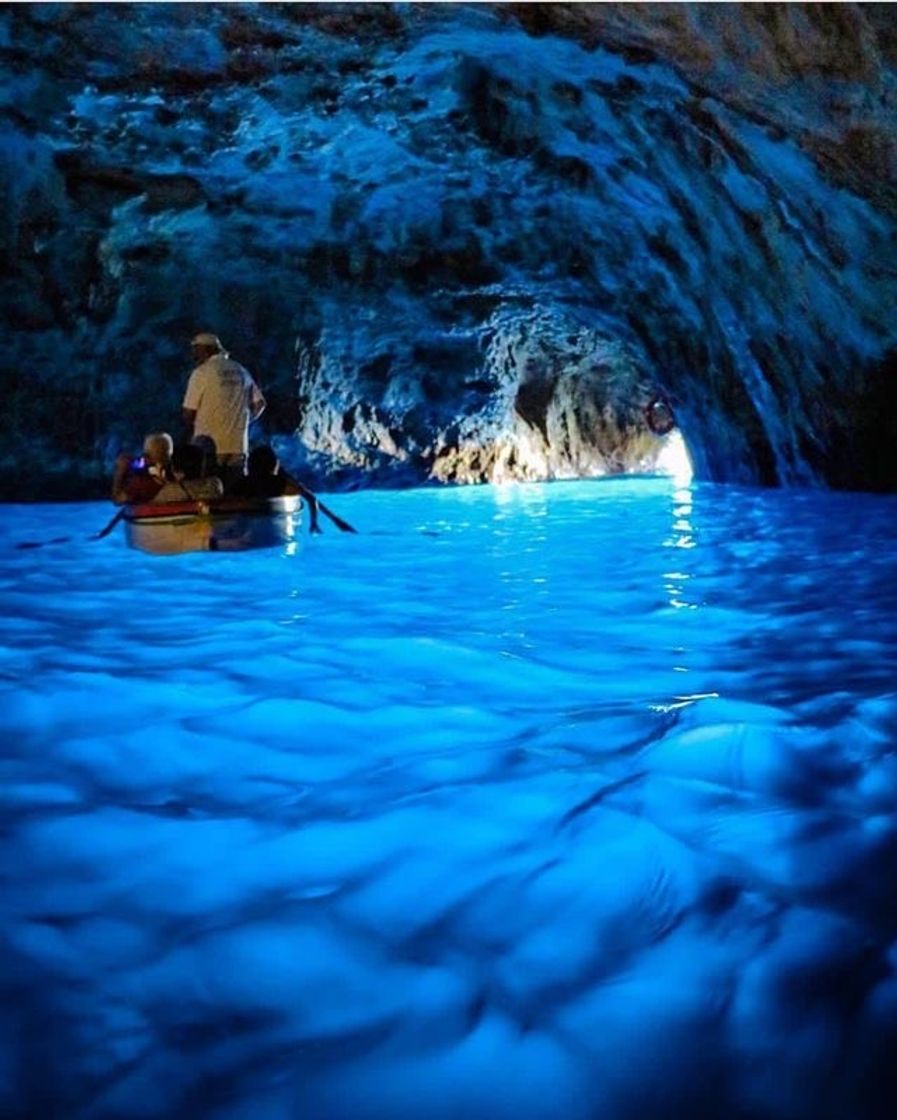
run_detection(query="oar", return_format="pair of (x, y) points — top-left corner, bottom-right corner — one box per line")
(90, 507), (127, 540)
(317, 497), (357, 534)
(291, 481), (357, 534)
(16, 507), (126, 550)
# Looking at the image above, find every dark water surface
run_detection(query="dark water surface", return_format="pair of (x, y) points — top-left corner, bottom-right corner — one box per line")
(1, 479), (896, 1119)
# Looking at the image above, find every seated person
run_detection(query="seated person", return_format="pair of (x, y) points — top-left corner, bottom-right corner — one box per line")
(228, 445), (283, 499)
(112, 432), (174, 504)
(152, 442), (224, 503)
(191, 434), (220, 480)
(229, 445), (321, 533)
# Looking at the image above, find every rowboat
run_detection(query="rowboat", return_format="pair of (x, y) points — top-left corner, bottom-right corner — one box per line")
(123, 495), (302, 555)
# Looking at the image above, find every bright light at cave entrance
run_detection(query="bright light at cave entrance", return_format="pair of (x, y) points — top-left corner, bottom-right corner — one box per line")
(655, 429), (693, 484)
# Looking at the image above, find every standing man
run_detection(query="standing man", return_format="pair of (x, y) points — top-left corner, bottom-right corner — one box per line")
(182, 332), (266, 479)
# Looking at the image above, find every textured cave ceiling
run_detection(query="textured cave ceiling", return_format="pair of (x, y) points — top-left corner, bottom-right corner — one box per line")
(1, 2), (896, 497)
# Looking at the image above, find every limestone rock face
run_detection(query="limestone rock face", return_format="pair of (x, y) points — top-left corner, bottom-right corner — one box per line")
(1, 2), (895, 497)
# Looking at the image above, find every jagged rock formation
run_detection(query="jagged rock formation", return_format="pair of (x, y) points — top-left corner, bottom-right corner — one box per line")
(1, 2), (895, 497)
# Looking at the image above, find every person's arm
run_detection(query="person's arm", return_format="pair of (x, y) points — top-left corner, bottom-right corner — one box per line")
(182, 368), (200, 437)
(111, 455), (164, 505)
(249, 380), (266, 422)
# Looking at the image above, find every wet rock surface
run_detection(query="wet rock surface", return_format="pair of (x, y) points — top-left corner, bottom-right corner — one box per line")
(1, 2), (896, 497)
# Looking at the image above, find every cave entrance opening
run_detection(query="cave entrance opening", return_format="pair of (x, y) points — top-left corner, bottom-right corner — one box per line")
(652, 428), (693, 484)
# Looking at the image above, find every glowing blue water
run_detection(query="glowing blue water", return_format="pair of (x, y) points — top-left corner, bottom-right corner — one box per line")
(2, 478), (896, 1120)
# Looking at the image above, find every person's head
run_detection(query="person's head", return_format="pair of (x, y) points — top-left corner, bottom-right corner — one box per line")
(191, 434), (218, 476)
(143, 432), (174, 467)
(247, 445), (279, 479)
(190, 332), (226, 364)
(171, 443), (205, 480)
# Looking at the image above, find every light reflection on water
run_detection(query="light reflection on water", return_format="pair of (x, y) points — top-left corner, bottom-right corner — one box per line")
(1, 477), (897, 1120)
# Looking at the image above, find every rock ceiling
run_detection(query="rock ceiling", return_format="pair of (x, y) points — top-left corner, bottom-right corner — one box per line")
(1, 2), (895, 497)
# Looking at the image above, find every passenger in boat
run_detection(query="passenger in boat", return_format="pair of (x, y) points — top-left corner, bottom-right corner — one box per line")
(229, 444), (321, 533)
(152, 443), (224, 504)
(191, 434), (221, 480)
(182, 332), (266, 482)
(111, 432), (174, 505)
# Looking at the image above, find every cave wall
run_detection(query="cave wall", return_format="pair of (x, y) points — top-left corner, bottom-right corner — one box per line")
(1, 2), (895, 498)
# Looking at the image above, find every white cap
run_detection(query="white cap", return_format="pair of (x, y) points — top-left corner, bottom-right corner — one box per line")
(191, 332), (224, 351)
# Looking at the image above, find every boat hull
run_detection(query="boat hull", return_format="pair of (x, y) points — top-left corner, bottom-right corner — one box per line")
(123, 496), (301, 555)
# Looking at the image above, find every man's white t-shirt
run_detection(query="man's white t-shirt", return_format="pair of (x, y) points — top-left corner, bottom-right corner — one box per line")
(183, 354), (266, 458)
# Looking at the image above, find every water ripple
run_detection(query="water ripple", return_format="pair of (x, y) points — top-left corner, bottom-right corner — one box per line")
(2, 481), (897, 1118)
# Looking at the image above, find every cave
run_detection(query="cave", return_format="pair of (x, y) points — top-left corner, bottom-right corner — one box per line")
(2, 6), (897, 1120)
(2, 2), (894, 498)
